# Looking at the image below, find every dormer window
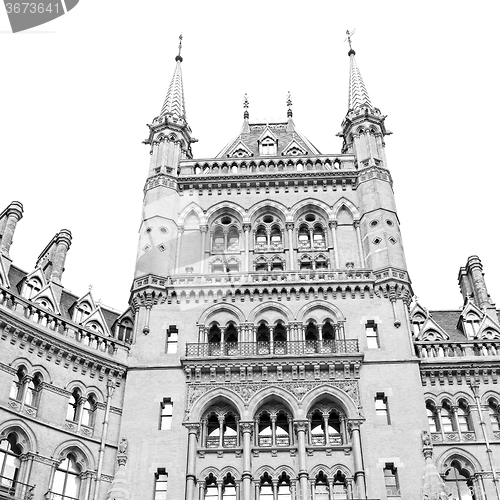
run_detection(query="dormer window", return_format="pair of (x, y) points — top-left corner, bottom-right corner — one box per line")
(260, 138), (276, 156)
(23, 278), (42, 299)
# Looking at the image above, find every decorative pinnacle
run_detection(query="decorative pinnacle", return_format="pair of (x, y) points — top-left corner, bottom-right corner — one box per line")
(243, 93), (249, 119)
(175, 34), (183, 62)
(286, 91), (293, 118)
(345, 29), (356, 56)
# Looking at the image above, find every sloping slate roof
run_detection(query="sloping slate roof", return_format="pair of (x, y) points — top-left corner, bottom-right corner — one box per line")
(217, 121), (320, 159)
(7, 265), (25, 291)
(429, 309), (500, 341)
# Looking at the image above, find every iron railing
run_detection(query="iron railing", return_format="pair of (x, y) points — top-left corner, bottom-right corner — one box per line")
(186, 340), (359, 358)
(0, 476), (34, 500)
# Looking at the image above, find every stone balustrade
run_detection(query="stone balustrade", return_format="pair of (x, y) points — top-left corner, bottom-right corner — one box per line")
(415, 340), (500, 359)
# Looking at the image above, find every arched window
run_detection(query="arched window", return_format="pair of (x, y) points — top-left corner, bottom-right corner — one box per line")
(315, 255), (328, 270)
(259, 473), (274, 500)
(225, 324), (238, 355)
(0, 433), (22, 491)
(314, 471), (329, 500)
(309, 407), (343, 446)
(52, 455), (81, 500)
(203, 407), (239, 449)
(299, 255), (312, 271)
(74, 303), (91, 324)
(273, 322), (287, 354)
(332, 471), (348, 499)
(464, 313), (481, 338)
(412, 313), (426, 336)
(426, 402), (440, 433)
(443, 460), (475, 500)
(277, 472), (292, 500)
(88, 322), (103, 335)
(489, 399), (500, 431)
(457, 402), (472, 432)
(22, 277), (42, 300)
(205, 475), (218, 500)
(305, 321), (319, 352)
(270, 226), (282, 248)
(441, 403), (455, 433)
(81, 394), (97, 428)
(212, 228), (225, 253)
(222, 474), (237, 500)
(205, 414), (220, 448)
(257, 412), (272, 447)
(227, 228), (239, 251)
(322, 321), (335, 344)
(66, 389), (81, 423)
(255, 257), (268, 272)
(223, 414), (238, 448)
(208, 325), (222, 356)
(116, 318), (133, 343)
(298, 226), (310, 249)
(275, 411), (291, 446)
(271, 257), (284, 272)
(313, 225), (326, 249)
(260, 138), (277, 156)
(256, 323), (271, 354)
(255, 226), (267, 250)
(24, 373), (42, 408)
(9, 367), (26, 401)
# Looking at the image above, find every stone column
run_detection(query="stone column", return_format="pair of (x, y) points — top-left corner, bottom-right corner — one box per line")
(240, 422), (253, 500)
(50, 229), (72, 283)
(271, 415), (277, 447)
(218, 415), (225, 448)
(198, 481), (206, 500)
(294, 421), (309, 500)
(184, 423), (200, 500)
(0, 201), (23, 256)
(348, 420), (366, 498)
(243, 224), (251, 273)
(329, 221), (339, 268)
(353, 221), (365, 268)
(286, 223), (295, 271)
(217, 480), (223, 500)
(200, 225), (208, 274)
(175, 226), (184, 272)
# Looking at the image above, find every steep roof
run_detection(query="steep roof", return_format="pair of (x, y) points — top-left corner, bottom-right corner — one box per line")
(347, 49), (372, 111)
(216, 119), (321, 159)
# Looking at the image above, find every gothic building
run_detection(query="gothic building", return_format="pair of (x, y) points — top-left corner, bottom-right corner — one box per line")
(1, 36), (500, 500)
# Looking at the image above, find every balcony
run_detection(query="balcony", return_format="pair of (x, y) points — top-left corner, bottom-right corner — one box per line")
(0, 476), (35, 500)
(415, 340), (500, 359)
(185, 340), (359, 358)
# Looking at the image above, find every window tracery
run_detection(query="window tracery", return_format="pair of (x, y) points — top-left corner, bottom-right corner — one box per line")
(211, 216), (241, 254)
(22, 277), (42, 300)
(255, 405), (292, 448)
(308, 403), (344, 446)
(253, 215), (285, 253)
(202, 406), (239, 449)
(52, 454), (81, 500)
(0, 433), (22, 491)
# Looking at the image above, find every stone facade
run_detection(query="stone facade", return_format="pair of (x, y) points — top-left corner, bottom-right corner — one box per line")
(1, 41), (500, 500)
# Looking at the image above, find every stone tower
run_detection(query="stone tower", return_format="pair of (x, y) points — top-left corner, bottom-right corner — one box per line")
(119, 36), (425, 500)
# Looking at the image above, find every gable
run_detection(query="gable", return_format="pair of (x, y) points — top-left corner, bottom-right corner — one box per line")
(32, 284), (61, 315)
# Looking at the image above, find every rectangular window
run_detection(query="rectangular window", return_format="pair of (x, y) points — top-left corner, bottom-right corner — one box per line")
(166, 325), (178, 354)
(160, 398), (173, 430)
(375, 393), (390, 425)
(154, 468), (168, 500)
(384, 463), (400, 497)
(366, 320), (379, 348)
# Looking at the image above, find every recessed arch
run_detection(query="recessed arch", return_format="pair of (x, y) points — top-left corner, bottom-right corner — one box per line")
(289, 199), (332, 222)
(436, 447), (482, 476)
(198, 304), (246, 325)
(205, 202), (246, 226)
(247, 387), (299, 420)
(178, 203), (205, 226)
(296, 300), (345, 323)
(331, 198), (360, 220)
(0, 419), (38, 453)
(52, 440), (96, 470)
(189, 389), (246, 422)
(246, 200), (289, 224)
(247, 302), (294, 323)
(301, 385), (359, 419)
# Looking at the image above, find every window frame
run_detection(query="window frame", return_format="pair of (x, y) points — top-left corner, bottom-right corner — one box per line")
(160, 398), (173, 430)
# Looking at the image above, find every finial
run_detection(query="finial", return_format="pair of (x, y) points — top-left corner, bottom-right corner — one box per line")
(286, 91), (293, 118)
(345, 29), (356, 56)
(88, 284), (93, 291)
(175, 34), (183, 62)
(243, 93), (249, 119)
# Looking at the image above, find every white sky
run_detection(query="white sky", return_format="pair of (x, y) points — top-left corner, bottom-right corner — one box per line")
(1, 1), (499, 313)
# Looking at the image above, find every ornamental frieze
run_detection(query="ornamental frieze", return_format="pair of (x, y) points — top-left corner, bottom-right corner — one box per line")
(184, 379), (360, 417)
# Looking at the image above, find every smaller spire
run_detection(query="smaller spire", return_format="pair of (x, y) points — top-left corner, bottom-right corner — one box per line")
(345, 30), (372, 111)
(286, 91), (293, 118)
(176, 34), (183, 62)
(243, 93), (249, 119)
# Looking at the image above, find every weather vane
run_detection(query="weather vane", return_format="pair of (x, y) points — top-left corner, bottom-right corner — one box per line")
(286, 91), (293, 118)
(345, 29), (355, 51)
(176, 34), (183, 62)
(243, 93), (249, 119)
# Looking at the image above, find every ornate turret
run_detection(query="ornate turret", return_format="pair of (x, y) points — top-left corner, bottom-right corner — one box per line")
(144, 35), (195, 177)
(338, 31), (391, 169)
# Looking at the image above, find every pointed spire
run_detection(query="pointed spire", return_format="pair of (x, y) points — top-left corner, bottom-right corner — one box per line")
(160, 35), (186, 119)
(286, 91), (293, 118)
(346, 30), (372, 111)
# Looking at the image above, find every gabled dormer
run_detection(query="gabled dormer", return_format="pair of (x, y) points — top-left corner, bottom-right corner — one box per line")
(409, 302), (430, 337)
(476, 315), (500, 340)
(414, 317), (450, 342)
(19, 268), (47, 300)
(228, 140), (253, 159)
(31, 283), (61, 315)
(258, 127), (278, 156)
(457, 299), (485, 339)
(281, 138), (307, 156)
(113, 308), (135, 343)
(81, 306), (111, 337)
(70, 291), (97, 324)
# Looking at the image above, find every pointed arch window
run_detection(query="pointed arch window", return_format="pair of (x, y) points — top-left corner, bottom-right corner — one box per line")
(314, 471), (329, 500)
(260, 138), (277, 156)
(271, 257), (284, 272)
(0, 434), (22, 491)
(66, 390), (81, 423)
(464, 313), (481, 338)
(208, 324), (222, 356)
(212, 228), (225, 253)
(299, 255), (312, 271)
(74, 303), (91, 324)
(255, 226), (267, 250)
(222, 474), (237, 500)
(444, 461), (475, 500)
(441, 403), (455, 433)
(456, 402), (472, 432)
(305, 321), (319, 352)
(22, 277), (42, 300)
(488, 399), (500, 431)
(411, 313), (426, 336)
(205, 475), (218, 500)
(426, 402), (440, 433)
(313, 225), (326, 249)
(277, 473), (292, 500)
(9, 367), (26, 402)
(332, 471), (348, 499)
(24, 373), (42, 408)
(227, 228), (239, 251)
(259, 473), (274, 500)
(309, 408), (343, 446)
(270, 226), (282, 249)
(257, 412), (273, 447)
(81, 394), (97, 428)
(298, 226), (310, 249)
(52, 455), (81, 500)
